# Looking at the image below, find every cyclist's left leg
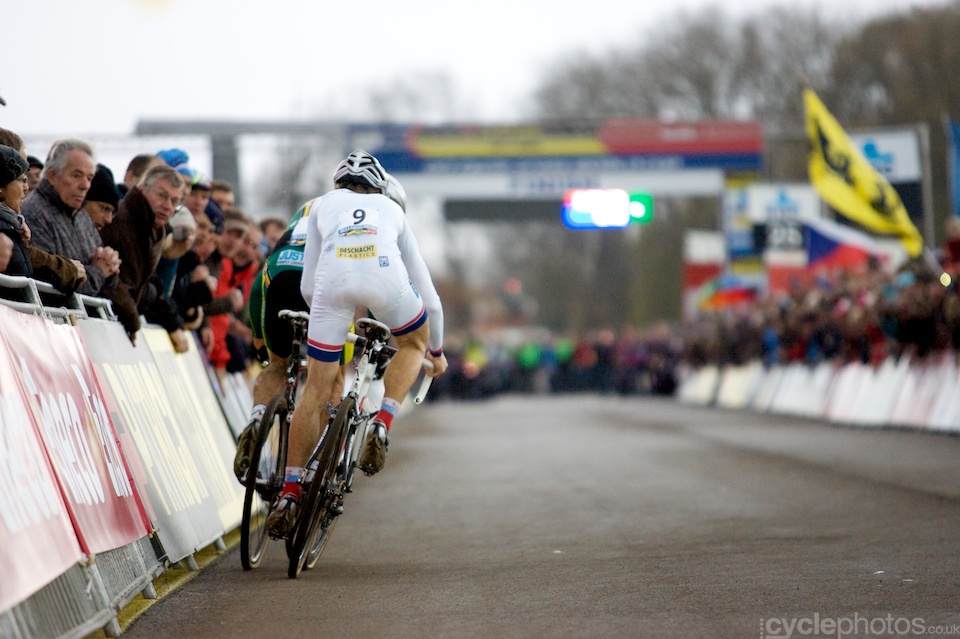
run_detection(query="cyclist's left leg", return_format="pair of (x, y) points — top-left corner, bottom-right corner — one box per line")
(235, 346), (287, 482)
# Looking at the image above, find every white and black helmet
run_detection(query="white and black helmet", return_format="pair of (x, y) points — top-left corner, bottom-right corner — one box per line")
(383, 172), (407, 212)
(333, 149), (388, 191)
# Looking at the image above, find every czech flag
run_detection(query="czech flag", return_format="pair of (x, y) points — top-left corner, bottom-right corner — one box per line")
(806, 217), (882, 272)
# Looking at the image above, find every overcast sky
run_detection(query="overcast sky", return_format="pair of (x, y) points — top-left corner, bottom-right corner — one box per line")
(0, 0), (949, 137)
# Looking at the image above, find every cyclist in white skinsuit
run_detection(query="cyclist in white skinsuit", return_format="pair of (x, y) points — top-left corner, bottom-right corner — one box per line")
(267, 150), (447, 539)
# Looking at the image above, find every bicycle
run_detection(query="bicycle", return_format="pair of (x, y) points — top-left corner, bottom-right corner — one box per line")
(286, 316), (433, 578)
(240, 309), (309, 571)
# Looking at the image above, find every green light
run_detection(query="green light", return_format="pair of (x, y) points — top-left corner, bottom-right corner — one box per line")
(628, 192), (654, 224)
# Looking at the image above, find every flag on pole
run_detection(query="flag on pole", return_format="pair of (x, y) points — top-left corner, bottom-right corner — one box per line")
(946, 116), (960, 219)
(805, 217), (883, 273)
(804, 87), (923, 257)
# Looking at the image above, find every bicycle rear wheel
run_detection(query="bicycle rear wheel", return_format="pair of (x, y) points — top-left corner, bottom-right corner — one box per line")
(241, 394), (288, 570)
(288, 395), (355, 578)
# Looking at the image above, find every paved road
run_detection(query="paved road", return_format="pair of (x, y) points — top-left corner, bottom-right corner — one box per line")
(123, 396), (960, 639)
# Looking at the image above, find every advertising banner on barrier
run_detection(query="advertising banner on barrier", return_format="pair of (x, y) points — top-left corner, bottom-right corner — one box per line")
(0, 307), (150, 556)
(141, 327), (244, 531)
(77, 319), (227, 562)
(0, 322), (85, 612)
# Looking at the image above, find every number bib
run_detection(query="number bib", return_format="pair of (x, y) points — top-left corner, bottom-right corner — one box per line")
(338, 207), (379, 236)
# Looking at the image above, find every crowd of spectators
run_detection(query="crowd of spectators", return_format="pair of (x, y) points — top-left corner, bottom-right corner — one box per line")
(0, 127), (266, 381)
(428, 250), (960, 402)
(679, 255), (960, 371)
(427, 325), (683, 401)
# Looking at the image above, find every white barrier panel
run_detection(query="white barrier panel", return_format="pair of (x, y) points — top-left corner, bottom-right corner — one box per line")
(888, 354), (951, 428)
(750, 365), (783, 412)
(676, 365), (719, 405)
(927, 354), (960, 433)
(803, 362), (836, 419)
(675, 365), (701, 404)
(847, 356), (909, 426)
(824, 363), (869, 424)
(716, 365), (748, 409)
(770, 363), (810, 416)
(141, 328), (245, 532)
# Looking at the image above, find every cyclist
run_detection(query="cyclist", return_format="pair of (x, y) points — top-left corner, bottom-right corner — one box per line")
(266, 150), (447, 539)
(232, 173), (408, 482)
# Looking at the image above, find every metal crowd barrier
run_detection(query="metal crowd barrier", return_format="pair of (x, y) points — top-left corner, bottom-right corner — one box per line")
(0, 273), (117, 323)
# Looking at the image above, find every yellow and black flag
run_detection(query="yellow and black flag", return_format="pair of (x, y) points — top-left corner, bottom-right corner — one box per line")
(804, 87), (923, 258)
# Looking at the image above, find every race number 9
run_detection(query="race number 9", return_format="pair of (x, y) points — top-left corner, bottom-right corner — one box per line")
(338, 206), (379, 231)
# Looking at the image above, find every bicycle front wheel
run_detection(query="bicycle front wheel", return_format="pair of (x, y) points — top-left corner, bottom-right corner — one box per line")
(288, 395), (355, 578)
(241, 394), (288, 570)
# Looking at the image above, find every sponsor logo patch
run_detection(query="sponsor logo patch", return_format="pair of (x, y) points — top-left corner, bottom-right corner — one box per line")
(379, 256), (390, 267)
(276, 249), (304, 267)
(339, 225), (378, 236)
(336, 244), (377, 259)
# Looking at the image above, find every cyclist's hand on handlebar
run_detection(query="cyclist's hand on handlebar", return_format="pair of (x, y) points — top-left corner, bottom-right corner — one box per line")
(425, 352), (447, 378)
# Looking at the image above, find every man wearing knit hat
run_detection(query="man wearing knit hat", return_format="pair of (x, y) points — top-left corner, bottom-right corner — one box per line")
(84, 163), (121, 232)
(26, 156), (43, 194)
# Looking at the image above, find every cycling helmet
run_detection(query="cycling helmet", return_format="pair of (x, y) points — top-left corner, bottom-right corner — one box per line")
(383, 172), (407, 212)
(333, 149), (387, 191)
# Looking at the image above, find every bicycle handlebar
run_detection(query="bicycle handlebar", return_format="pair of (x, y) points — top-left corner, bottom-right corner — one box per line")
(279, 310), (310, 323)
(414, 359), (435, 404)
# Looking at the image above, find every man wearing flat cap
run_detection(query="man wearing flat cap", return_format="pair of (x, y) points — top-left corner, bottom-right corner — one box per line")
(100, 163), (190, 352)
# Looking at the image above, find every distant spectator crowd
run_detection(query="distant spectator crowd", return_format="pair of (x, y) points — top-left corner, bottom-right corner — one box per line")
(428, 248), (960, 402)
(0, 127), (286, 380)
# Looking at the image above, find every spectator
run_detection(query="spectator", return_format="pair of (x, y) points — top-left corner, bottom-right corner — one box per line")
(99, 164), (189, 352)
(21, 138), (120, 297)
(156, 148), (190, 170)
(208, 210), (259, 374)
(226, 222), (263, 372)
(154, 178), (199, 305)
(83, 164), (120, 232)
(119, 153), (163, 197)
(0, 127), (25, 157)
(26, 156), (43, 194)
(178, 168), (209, 212)
(211, 179), (235, 210)
(0, 144), (85, 290)
(174, 210), (219, 351)
(258, 215), (286, 255)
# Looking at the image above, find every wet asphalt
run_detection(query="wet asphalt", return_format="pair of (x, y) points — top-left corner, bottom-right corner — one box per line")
(121, 395), (960, 639)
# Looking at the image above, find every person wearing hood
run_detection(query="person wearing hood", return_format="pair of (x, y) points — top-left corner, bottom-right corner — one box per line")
(0, 144), (86, 291)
